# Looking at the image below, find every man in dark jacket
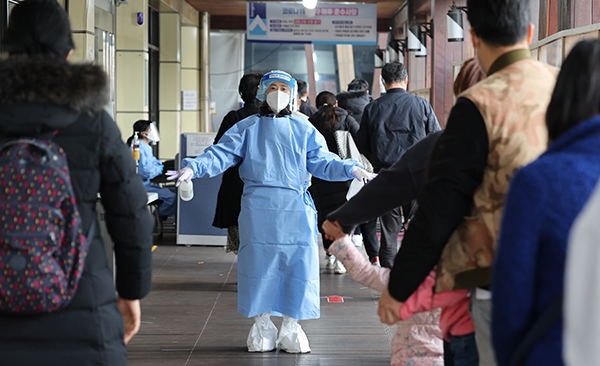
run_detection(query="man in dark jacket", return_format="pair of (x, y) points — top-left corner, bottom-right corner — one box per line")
(336, 78), (373, 123)
(297, 80), (318, 117)
(0, 1), (154, 365)
(357, 61), (440, 268)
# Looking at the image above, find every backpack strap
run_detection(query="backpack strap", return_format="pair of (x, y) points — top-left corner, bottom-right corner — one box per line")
(505, 292), (563, 366)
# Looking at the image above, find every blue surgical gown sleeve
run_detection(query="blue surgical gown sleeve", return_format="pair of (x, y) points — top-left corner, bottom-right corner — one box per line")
(138, 141), (163, 181)
(182, 120), (247, 178)
(305, 125), (360, 181)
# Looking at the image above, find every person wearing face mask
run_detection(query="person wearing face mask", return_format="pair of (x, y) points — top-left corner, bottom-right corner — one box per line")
(166, 70), (374, 354)
(127, 120), (177, 218)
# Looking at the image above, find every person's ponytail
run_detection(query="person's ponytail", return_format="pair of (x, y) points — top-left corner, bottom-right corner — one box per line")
(314, 91), (339, 132)
(127, 120), (151, 146)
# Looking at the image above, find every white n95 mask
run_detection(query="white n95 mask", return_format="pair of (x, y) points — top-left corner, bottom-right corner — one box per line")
(266, 90), (290, 114)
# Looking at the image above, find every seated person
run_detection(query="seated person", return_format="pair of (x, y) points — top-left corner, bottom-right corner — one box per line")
(127, 120), (177, 217)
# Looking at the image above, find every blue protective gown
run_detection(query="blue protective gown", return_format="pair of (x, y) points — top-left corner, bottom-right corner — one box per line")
(138, 141), (177, 217)
(183, 114), (360, 319)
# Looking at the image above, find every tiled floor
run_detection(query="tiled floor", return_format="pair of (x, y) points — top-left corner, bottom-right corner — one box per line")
(127, 234), (391, 366)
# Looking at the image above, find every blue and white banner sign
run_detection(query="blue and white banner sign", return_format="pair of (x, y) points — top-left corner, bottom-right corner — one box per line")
(247, 2), (377, 45)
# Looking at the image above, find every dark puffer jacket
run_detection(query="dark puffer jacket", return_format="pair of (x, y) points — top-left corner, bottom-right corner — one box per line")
(336, 90), (373, 123)
(0, 58), (154, 366)
(308, 107), (359, 239)
(356, 88), (440, 172)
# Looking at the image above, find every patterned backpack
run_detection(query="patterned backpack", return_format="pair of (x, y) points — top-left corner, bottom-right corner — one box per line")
(0, 136), (90, 314)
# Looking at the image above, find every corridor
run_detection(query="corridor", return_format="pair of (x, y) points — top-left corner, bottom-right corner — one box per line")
(127, 235), (391, 366)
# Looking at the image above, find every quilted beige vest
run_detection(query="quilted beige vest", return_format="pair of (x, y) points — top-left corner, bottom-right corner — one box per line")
(435, 58), (559, 292)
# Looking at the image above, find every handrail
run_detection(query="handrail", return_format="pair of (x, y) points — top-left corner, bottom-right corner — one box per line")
(529, 23), (600, 50)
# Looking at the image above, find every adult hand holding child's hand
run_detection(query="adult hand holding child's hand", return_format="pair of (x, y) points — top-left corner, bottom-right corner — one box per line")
(322, 220), (346, 241)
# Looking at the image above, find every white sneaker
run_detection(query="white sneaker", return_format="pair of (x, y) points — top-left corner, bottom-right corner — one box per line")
(334, 259), (347, 274)
(325, 254), (336, 270)
(351, 234), (363, 247)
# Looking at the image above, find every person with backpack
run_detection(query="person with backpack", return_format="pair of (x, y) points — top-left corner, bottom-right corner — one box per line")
(0, 1), (154, 365)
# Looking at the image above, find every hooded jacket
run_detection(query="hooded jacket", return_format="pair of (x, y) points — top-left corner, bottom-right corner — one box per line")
(0, 58), (154, 366)
(336, 90), (373, 123)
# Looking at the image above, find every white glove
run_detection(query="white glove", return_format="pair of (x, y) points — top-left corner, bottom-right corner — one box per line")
(351, 166), (377, 182)
(166, 165), (194, 187)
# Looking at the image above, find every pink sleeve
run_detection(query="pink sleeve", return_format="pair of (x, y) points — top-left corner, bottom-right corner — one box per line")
(329, 237), (390, 292)
(399, 270), (470, 320)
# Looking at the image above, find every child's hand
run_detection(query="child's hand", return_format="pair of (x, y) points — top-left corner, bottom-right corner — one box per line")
(322, 220), (345, 241)
(378, 288), (403, 325)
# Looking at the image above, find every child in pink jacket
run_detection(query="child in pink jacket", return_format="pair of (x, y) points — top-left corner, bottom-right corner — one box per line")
(329, 235), (475, 366)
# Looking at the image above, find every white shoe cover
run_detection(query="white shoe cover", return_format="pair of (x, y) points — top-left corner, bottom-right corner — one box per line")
(277, 315), (311, 353)
(247, 312), (278, 352)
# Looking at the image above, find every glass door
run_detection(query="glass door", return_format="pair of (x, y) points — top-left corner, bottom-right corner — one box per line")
(95, 28), (116, 119)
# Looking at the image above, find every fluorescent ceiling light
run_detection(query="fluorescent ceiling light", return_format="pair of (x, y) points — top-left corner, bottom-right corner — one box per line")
(303, 0), (318, 10)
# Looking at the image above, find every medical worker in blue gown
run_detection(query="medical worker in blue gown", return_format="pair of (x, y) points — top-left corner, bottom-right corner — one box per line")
(127, 120), (177, 217)
(167, 70), (374, 353)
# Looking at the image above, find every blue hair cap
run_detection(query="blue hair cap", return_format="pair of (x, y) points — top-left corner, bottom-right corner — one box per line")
(256, 70), (296, 102)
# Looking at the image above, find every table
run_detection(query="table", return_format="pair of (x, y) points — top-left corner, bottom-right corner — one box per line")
(147, 192), (159, 205)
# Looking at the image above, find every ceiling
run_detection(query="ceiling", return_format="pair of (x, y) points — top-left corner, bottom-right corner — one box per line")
(185, 0), (404, 18)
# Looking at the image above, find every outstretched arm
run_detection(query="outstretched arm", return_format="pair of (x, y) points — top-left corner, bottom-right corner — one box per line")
(169, 119), (250, 181)
(306, 126), (359, 181)
(328, 236), (390, 292)
(326, 131), (442, 234)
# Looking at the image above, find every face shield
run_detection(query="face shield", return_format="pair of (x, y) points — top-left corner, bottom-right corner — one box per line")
(146, 122), (160, 145)
(290, 80), (299, 113)
(257, 71), (297, 113)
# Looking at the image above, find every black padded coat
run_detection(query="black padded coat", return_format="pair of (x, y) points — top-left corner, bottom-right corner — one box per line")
(0, 58), (154, 366)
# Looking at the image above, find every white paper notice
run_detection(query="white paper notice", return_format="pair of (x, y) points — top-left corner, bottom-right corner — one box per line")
(182, 90), (198, 111)
(186, 133), (214, 157)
